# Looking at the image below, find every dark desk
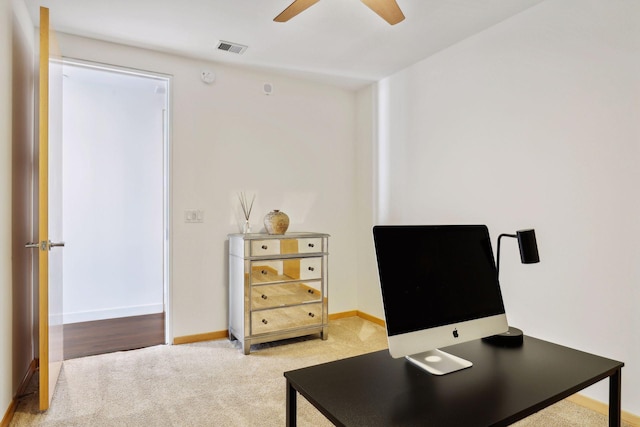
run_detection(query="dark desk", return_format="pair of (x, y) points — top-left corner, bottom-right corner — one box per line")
(284, 336), (623, 426)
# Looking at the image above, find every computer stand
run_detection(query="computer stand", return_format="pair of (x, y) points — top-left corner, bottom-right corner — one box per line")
(405, 349), (473, 375)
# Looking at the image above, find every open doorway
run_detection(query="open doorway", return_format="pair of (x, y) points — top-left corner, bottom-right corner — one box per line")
(61, 60), (170, 359)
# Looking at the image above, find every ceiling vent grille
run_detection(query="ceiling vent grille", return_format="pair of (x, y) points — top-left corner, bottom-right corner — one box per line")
(217, 40), (248, 55)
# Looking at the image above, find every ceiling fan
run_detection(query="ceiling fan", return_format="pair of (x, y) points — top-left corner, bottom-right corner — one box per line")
(274, 0), (405, 25)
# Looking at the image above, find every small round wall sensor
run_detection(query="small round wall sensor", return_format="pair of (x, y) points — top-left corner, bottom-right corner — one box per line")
(263, 82), (273, 95)
(201, 70), (215, 84)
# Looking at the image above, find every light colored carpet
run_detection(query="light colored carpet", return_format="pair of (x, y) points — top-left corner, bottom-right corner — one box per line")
(10, 317), (624, 426)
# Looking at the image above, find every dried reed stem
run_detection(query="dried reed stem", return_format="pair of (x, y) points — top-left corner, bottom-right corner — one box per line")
(238, 192), (255, 220)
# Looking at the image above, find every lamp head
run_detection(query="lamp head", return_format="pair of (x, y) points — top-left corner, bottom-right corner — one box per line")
(516, 229), (539, 264)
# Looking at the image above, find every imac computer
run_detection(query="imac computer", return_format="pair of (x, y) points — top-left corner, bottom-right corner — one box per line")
(373, 225), (508, 375)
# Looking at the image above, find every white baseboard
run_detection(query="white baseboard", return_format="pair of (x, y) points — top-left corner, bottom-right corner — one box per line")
(63, 303), (164, 324)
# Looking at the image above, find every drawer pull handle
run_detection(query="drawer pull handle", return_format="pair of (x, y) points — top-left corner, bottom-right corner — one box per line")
(261, 294), (268, 300)
(308, 243), (315, 248)
(308, 312), (315, 318)
(308, 267), (315, 272)
(262, 319), (268, 324)
(307, 289), (314, 294)
(261, 270), (268, 275)
(261, 245), (268, 250)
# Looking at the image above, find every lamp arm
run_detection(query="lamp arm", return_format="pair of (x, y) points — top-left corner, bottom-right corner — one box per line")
(496, 233), (517, 279)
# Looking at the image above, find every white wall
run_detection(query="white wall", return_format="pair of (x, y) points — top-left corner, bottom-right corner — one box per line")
(0, 0), (14, 414)
(55, 34), (360, 339)
(354, 86), (384, 319)
(2, 0), (35, 415)
(365, 0), (639, 415)
(62, 66), (166, 323)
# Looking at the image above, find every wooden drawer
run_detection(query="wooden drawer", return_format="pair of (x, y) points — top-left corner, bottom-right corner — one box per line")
(251, 304), (322, 335)
(251, 282), (322, 310)
(251, 257), (322, 284)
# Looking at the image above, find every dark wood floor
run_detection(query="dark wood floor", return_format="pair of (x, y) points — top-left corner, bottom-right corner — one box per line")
(64, 313), (165, 360)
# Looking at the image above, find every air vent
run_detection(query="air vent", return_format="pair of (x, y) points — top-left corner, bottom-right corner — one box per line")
(217, 40), (248, 55)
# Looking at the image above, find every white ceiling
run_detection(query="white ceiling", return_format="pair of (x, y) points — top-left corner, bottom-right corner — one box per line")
(22, 0), (545, 89)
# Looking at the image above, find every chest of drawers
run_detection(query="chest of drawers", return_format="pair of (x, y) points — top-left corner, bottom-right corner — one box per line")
(228, 232), (329, 354)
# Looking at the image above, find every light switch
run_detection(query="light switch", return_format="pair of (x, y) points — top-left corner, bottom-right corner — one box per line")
(185, 209), (204, 223)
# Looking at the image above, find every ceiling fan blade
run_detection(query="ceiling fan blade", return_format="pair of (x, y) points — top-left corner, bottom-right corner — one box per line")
(274, 0), (321, 22)
(361, 0), (405, 25)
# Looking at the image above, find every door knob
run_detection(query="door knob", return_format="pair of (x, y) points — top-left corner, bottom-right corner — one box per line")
(25, 241), (48, 251)
(48, 240), (65, 250)
(24, 241), (65, 250)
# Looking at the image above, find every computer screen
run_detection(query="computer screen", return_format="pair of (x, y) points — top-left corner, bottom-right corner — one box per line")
(373, 225), (508, 375)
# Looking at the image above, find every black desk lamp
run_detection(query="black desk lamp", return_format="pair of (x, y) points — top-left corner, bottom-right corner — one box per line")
(484, 229), (540, 347)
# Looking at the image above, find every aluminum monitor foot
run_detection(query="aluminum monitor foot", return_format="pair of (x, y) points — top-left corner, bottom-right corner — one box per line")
(405, 349), (473, 375)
